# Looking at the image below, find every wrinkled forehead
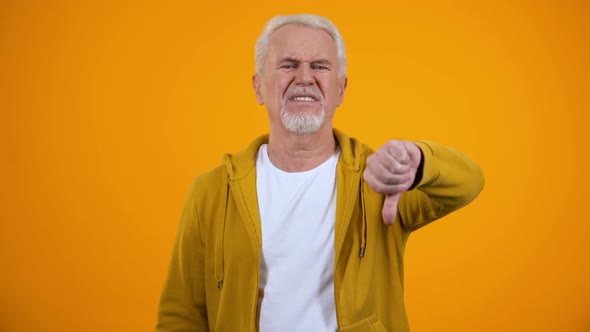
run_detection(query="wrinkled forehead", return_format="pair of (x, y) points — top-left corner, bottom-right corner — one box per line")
(265, 24), (338, 64)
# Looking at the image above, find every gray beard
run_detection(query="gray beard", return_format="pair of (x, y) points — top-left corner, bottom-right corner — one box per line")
(280, 107), (325, 135)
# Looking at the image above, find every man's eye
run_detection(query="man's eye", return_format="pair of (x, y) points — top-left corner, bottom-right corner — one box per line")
(313, 65), (328, 70)
(281, 65), (296, 69)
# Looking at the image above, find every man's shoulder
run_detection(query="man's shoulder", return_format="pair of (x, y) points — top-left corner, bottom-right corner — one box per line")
(333, 129), (374, 168)
(191, 133), (267, 185)
(191, 164), (226, 191)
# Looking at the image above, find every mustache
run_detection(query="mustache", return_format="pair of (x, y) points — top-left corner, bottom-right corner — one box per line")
(283, 87), (324, 102)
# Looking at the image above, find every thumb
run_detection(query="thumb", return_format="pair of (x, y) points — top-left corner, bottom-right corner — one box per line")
(382, 193), (401, 226)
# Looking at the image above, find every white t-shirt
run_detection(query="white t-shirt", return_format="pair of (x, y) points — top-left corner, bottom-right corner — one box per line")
(256, 144), (340, 332)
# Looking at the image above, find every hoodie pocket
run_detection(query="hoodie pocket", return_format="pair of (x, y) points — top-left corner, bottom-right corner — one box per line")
(340, 313), (387, 332)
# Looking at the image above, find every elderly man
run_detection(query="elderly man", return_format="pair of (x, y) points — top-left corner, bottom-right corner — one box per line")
(156, 14), (484, 332)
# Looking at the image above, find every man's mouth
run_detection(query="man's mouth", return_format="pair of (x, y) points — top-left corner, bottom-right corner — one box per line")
(289, 94), (319, 102)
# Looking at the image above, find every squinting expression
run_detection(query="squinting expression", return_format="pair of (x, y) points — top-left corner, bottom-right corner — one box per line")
(253, 24), (348, 134)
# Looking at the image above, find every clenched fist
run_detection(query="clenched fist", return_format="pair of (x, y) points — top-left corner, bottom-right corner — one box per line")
(363, 140), (422, 225)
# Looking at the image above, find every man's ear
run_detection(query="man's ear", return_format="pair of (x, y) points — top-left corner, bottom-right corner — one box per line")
(252, 74), (264, 105)
(337, 75), (348, 106)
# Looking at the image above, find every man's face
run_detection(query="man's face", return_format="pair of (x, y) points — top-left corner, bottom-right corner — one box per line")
(253, 24), (348, 135)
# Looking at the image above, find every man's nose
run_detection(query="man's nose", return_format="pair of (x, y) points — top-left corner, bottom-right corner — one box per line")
(295, 64), (315, 85)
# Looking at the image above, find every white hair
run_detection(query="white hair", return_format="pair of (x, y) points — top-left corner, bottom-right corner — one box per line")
(255, 14), (347, 77)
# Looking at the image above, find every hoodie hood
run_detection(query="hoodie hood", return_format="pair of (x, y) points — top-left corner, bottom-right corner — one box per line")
(222, 128), (367, 178)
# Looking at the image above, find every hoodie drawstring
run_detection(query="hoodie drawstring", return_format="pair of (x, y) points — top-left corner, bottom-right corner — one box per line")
(215, 170), (229, 291)
(359, 175), (367, 258)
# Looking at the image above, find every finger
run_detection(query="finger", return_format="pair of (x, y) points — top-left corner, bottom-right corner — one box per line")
(364, 169), (412, 194)
(365, 157), (414, 186)
(369, 150), (411, 175)
(386, 141), (411, 165)
(382, 193), (400, 226)
(402, 141), (422, 167)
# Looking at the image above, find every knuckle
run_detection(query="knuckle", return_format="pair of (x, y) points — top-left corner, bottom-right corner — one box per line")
(400, 183), (411, 192)
(384, 173), (398, 185)
(371, 181), (381, 191)
(363, 169), (371, 181)
(374, 181), (386, 193)
(388, 139), (400, 146)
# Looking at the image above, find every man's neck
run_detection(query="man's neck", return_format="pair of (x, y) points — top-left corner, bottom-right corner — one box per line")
(266, 127), (337, 172)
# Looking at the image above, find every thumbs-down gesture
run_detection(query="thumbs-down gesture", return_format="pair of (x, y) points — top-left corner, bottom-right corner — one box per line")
(363, 141), (422, 225)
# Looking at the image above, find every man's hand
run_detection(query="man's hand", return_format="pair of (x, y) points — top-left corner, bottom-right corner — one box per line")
(363, 140), (422, 225)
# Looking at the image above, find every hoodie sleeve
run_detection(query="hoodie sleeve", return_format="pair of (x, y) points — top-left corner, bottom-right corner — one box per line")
(397, 141), (485, 232)
(156, 180), (209, 331)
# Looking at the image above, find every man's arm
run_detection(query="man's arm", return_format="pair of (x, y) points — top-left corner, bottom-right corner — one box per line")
(156, 181), (208, 331)
(400, 141), (484, 231)
(364, 140), (484, 231)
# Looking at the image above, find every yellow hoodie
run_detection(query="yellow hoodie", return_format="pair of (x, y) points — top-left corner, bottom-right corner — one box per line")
(156, 129), (484, 331)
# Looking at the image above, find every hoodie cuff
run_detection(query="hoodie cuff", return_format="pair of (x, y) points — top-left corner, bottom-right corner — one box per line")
(411, 141), (440, 189)
(409, 146), (424, 190)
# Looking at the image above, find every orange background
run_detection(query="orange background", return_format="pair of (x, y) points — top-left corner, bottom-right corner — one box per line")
(2, 1), (589, 331)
